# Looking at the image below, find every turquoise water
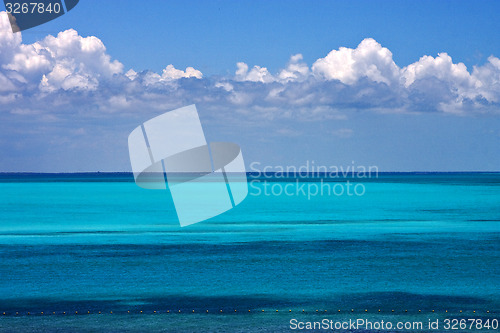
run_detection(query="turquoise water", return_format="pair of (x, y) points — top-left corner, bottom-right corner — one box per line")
(0, 173), (499, 332)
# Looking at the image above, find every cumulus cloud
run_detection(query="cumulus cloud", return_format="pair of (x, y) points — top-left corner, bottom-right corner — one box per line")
(0, 12), (21, 62)
(228, 39), (500, 116)
(471, 56), (500, 103)
(235, 62), (274, 83)
(278, 54), (309, 82)
(312, 38), (400, 86)
(402, 53), (471, 87)
(0, 13), (124, 93)
(162, 64), (203, 80)
(235, 54), (309, 83)
(1, 10), (500, 120)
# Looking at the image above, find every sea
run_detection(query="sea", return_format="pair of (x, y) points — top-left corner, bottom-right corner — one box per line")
(0, 173), (498, 332)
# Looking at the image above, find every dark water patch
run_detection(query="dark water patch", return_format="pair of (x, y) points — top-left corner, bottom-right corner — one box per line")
(0, 295), (285, 314)
(332, 292), (497, 312)
(0, 292), (496, 315)
(0, 237), (498, 259)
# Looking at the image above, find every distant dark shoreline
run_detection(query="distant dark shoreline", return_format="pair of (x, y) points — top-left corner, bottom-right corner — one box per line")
(1, 171), (499, 174)
(0, 171), (499, 183)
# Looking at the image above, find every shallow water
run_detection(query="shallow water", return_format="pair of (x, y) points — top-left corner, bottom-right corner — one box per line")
(0, 173), (499, 331)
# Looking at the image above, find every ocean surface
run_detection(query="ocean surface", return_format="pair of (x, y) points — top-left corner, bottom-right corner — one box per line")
(0, 173), (498, 332)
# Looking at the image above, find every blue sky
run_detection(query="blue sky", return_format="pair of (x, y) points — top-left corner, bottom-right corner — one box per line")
(20, 0), (500, 74)
(1, 0), (499, 172)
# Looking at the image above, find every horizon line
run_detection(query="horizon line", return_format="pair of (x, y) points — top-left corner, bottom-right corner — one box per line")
(0, 171), (499, 175)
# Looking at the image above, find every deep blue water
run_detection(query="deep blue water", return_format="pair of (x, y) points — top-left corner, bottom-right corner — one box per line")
(0, 173), (498, 332)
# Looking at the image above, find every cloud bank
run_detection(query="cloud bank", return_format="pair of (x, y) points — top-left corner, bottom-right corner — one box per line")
(1, 11), (500, 121)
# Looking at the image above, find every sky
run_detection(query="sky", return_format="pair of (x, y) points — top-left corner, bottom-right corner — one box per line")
(0, 0), (499, 172)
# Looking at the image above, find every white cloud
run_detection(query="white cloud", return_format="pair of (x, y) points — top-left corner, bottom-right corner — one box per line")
(125, 69), (138, 80)
(162, 64), (202, 80)
(470, 56), (500, 103)
(402, 53), (472, 88)
(0, 12), (125, 92)
(235, 55), (309, 83)
(235, 62), (275, 83)
(0, 12), (22, 63)
(312, 38), (400, 86)
(0, 9), (499, 118)
(36, 29), (124, 91)
(278, 54), (309, 82)
(4, 43), (52, 74)
(215, 81), (233, 91)
(39, 61), (99, 92)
